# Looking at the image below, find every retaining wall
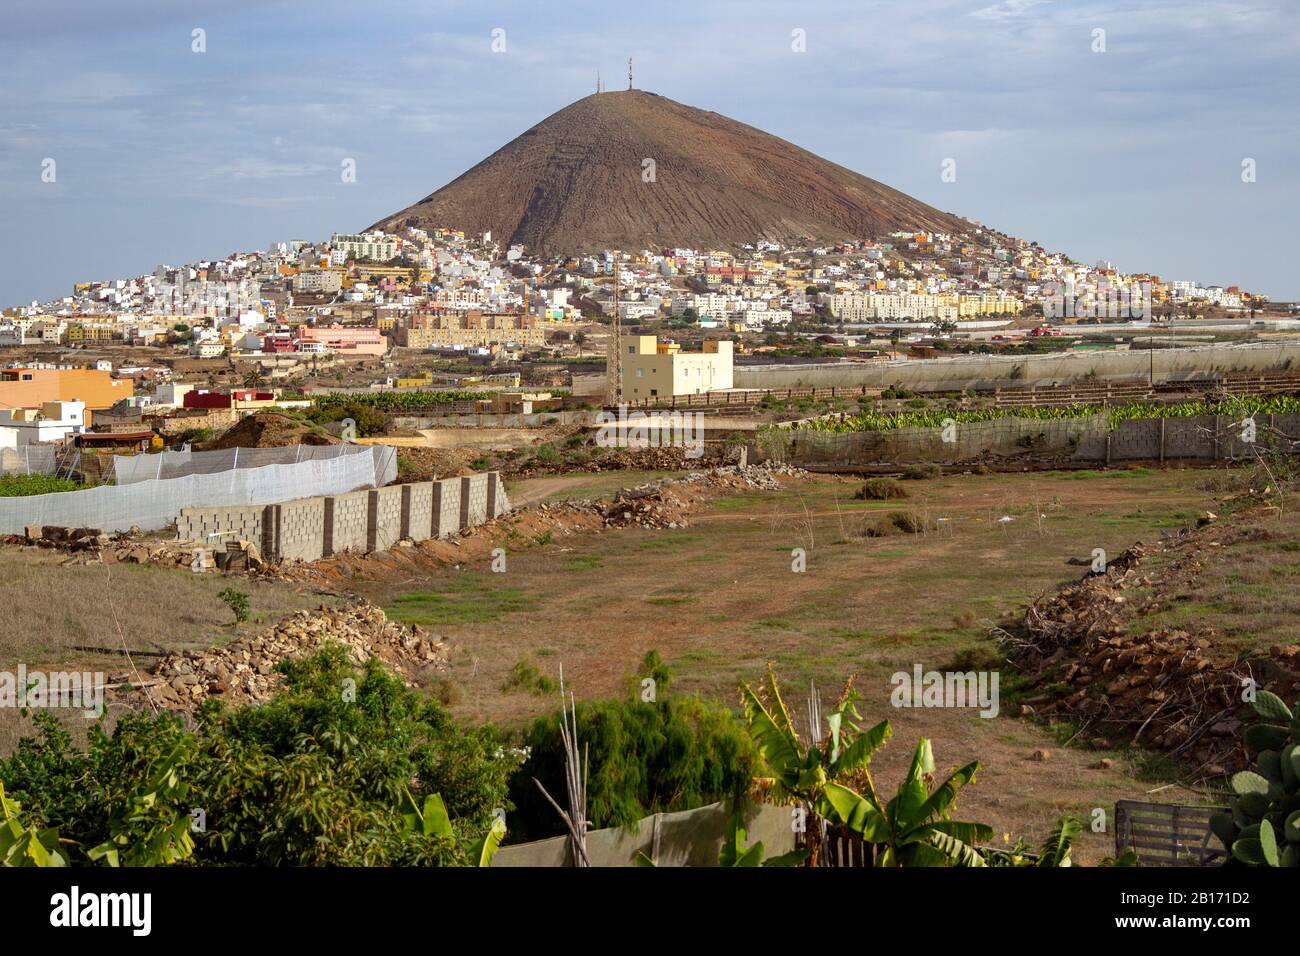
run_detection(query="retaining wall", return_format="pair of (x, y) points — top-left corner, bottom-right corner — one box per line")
(177, 472), (510, 560)
(761, 415), (1300, 470)
(735, 342), (1300, 390)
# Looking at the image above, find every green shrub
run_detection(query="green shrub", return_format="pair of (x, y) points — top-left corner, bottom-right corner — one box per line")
(506, 654), (756, 842)
(902, 463), (942, 480)
(0, 475), (85, 497)
(888, 511), (931, 534)
(862, 517), (902, 538)
(217, 587), (250, 624)
(501, 658), (557, 696)
(0, 646), (517, 866)
(855, 478), (907, 500)
(305, 401), (386, 437)
(532, 443), (561, 466)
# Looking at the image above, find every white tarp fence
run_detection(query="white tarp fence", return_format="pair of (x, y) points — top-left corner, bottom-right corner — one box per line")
(0, 444), (396, 534)
(0, 445), (66, 476)
(111, 443), (359, 483)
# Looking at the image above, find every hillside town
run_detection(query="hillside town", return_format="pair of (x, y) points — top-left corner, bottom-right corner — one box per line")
(0, 221), (1286, 440)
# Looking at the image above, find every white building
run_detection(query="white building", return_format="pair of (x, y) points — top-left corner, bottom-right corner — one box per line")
(0, 400), (86, 444)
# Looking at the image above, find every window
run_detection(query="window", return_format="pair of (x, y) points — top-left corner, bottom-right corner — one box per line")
(650, 389), (658, 396)
(628, 346), (635, 354)
(635, 368), (643, 378)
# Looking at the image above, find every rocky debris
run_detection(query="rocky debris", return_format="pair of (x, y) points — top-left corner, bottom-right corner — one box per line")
(5, 524), (210, 568)
(16, 525), (109, 552)
(1011, 523), (1300, 777)
(602, 484), (689, 529)
(680, 461), (808, 492)
(116, 602), (448, 713)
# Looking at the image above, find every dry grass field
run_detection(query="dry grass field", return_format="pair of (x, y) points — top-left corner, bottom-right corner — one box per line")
(6, 461), (1293, 863)
(0, 551), (340, 752)
(355, 465), (1256, 861)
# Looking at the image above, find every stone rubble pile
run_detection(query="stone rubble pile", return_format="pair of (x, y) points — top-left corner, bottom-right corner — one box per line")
(8, 525), (203, 567)
(120, 602), (448, 713)
(601, 484), (690, 529)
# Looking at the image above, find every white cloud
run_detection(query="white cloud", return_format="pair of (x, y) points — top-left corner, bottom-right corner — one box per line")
(972, 0), (1052, 20)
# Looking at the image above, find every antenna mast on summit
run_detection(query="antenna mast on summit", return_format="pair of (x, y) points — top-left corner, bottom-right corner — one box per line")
(628, 57), (633, 90)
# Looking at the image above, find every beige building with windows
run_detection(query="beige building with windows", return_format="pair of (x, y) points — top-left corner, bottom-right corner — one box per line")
(621, 336), (733, 399)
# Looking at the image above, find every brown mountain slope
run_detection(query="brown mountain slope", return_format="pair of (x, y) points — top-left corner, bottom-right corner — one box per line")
(371, 90), (967, 252)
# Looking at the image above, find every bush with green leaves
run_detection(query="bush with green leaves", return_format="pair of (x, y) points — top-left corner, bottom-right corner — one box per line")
(1211, 690), (1300, 867)
(507, 654), (756, 843)
(1, 781), (67, 867)
(0, 646), (518, 866)
(217, 587), (250, 624)
(304, 400), (387, 437)
(855, 478), (906, 500)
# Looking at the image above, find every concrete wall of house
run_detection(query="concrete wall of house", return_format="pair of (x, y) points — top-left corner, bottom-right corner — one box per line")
(177, 472), (508, 560)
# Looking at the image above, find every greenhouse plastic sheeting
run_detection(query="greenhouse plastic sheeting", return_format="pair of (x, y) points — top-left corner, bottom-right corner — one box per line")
(111, 443), (359, 483)
(0, 444), (397, 534)
(0, 445), (61, 476)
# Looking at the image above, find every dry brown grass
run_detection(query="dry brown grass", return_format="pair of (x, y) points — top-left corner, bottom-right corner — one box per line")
(0, 549), (339, 753)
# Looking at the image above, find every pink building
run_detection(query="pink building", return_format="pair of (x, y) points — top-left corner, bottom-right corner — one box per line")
(296, 326), (387, 356)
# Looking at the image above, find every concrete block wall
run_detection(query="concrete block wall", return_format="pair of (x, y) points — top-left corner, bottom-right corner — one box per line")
(401, 482), (435, 540)
(460, 474), (489, 528)
(177, 472), (508, 561)
(271, 497), (326, 562)
(175, 504), (266, 547)
(433, 477), (461, 539)
(325, 489), (370, 555)
(367, 485), (405, 553)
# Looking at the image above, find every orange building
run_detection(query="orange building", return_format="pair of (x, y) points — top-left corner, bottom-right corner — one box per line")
(0, 368), (133, 426)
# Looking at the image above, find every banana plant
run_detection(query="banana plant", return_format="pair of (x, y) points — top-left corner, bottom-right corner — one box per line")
(740, 667), (891, 865)
(400, 790), (506, 867)
(823, 737), (992, 867)
(1035, 815), (1080, 867)
(0, 782), (66, 867)
(718, 813), (809, 868)
(87, 744), (196, 867)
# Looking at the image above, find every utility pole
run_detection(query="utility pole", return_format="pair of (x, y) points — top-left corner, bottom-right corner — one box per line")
(609, 253), (622, 404)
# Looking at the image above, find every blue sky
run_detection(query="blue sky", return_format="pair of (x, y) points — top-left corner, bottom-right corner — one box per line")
(1, 0), (1296, 305)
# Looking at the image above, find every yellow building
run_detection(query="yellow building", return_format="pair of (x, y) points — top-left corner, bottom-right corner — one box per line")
(621, 336), (733, 400)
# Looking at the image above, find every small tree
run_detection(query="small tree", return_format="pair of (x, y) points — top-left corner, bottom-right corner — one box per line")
(217, 587), (250, 624)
